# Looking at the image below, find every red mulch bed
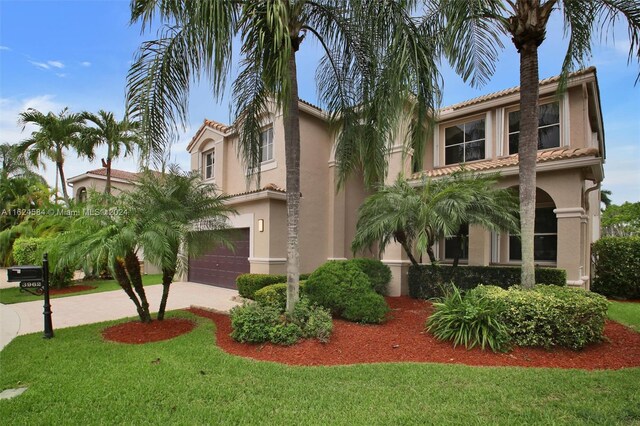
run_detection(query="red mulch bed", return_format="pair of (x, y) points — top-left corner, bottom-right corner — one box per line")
(102, 318), (195, 344)
(188, 297), (640, 370)
(50, 285), (96, 295)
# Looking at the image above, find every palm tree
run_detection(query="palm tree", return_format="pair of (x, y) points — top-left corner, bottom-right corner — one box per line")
(438, 0), (640, 288)
(55, 193), (153, 322)
(0, 143), (38, 181)
(601, 189), (613, 211)
(351, 170), (519, 266)
(80, 110), (141, 195)
(16, 108), (87, 205)
(125, 166), (235, 320)
(126, 0), (440, 312)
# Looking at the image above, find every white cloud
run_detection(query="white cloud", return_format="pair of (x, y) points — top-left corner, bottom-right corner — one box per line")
(56, 73), (67, 78)
(0, 46), (10, 51)
(29, 60), (50, 70)
(80, 61), (91, 67)
(47, 60), (64, 69)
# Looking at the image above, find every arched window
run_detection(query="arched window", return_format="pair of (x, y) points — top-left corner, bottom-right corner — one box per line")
(509, 188), (557, 262)
(77, 187), (87, 203)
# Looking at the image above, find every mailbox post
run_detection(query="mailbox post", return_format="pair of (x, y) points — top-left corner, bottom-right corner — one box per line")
(7, 253), (53, 339)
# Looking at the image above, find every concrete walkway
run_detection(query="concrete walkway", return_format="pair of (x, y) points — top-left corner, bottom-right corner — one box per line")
(0, 282), (241, 351)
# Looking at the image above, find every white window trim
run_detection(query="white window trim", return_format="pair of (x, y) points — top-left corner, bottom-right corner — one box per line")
(505, 99), (561, 155)
(442, 115), (487, 166)
(562, 94), (570, 147)
(202, 149), (215, 181)
(260, 127), (274, 163)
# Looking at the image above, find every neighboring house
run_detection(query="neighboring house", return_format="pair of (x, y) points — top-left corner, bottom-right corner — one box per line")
(67, 167), (161, 275)
(67, 168), (139, 202)
(187, 67), (604, 295)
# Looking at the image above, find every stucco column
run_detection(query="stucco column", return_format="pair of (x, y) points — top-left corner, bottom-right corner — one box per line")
(468, 225), (491, 266)
(327, 163), (347, 260)
(381, 144), (412, 296)
(554, 207), (587, 287)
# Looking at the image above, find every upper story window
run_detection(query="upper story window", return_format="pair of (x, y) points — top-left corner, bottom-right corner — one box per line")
(203, 149), (214, 180)
(444, 118), (485, 165)
(508, 102), (560, 155)
(260, 128), (274, 163)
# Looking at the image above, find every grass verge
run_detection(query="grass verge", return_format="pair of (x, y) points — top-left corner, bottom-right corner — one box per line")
(0, 274), (162, 304)
(608, 301), (640, 332)
(0, 311), (639, 425)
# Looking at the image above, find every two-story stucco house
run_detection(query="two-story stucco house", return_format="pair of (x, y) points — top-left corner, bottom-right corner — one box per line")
(187, 67), (605, 296)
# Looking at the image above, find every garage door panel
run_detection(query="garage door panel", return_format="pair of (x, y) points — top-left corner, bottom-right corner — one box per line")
(188, 228), (250, 288)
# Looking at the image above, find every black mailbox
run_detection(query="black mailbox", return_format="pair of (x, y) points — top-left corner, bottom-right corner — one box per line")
(7, 266), (43, 282)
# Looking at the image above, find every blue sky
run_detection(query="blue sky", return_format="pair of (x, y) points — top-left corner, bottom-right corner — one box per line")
(1, 0), (638, 204)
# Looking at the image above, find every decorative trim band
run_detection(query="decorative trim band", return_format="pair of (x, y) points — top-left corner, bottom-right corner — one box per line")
(248, 257), (287, 265)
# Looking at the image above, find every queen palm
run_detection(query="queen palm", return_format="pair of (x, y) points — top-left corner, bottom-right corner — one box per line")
(126, 0), (440, 311)
(126, 166), (235, 320)
(351, 171), (519, 266)
(80, 110), (141, 195)
(437, 0), (640, 288)
(17, 108), (87, 205)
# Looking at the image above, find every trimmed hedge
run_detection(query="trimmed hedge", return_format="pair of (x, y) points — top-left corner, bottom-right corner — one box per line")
(254, 281), (307, 312)
(409, 264), (566, 299)
(348, 258), (391, 295)
(12, 237), (73, 289)
(305, 261), (389, 323)
(592, 237), (640, 299)
(473, 285), (608, 350)
(236, 273), (310, 299)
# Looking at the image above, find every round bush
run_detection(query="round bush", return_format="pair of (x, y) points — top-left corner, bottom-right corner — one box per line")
(348, 258), (391, 295)
(229, 303), (281, 343)
(288, 298), (333, 343)
(342, 292), (390, 324)
(269, 322), (303, 346)
(254, 281), (307, 312)
(592, 236), (640, 299)
(305, 261), (373, 315)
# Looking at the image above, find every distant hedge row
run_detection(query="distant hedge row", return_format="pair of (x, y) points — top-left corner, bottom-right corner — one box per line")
(592, 237), (640, 299)
(408, 264), (566, 299)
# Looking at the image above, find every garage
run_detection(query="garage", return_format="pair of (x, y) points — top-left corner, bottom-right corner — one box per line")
(188, 228), (250, 289)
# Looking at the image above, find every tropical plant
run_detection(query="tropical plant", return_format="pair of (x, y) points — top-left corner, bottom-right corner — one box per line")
(126, 0), (440, 312)
(438, 0), (640, 288)
(16, 108), (88, 205)
(80, 110), (141, 195)
(124, 166), (236, 320)
(0, 142), (38, 181)
(600, 189), (613, 210)
(351, 170), (519, 266)
(601, 201), (640, 237)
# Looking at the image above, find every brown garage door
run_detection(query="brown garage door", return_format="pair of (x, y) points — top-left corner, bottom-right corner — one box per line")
(188, 228), (250, 289)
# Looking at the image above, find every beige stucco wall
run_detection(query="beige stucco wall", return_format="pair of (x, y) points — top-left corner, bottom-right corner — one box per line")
(69, 176), (136, 200)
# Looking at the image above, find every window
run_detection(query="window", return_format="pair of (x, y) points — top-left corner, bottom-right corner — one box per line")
(203, 150), (214, 180)
(444, 224), (469, 261)
(77, 188), (87, 203)
(508, 102), (560, 154)
(509, 207), (557, 262)
(444, 118), (485, 165)
(260, 128), (273, 162)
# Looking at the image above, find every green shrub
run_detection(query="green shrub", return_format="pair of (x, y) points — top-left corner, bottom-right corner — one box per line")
(229, 303), (281, 343)
(409, 264), (566, 299)
(592, 237), (640, 299)
(254, 281), (307, 311)
(348, 258), (391, 295)
(426, 285), (510, 352)
(12, 237), (73, 289)
(236, 273), (311, 299)
(342, 291), (389, 324)
(289, 299), (333, 343)
(269, 323), (303, 346)
(305, 261), (372, 311)
(475, 285), (608, 350)
(230, 297), (334, 345)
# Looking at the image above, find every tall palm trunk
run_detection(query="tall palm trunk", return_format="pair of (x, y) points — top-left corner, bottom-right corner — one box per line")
(517, 41), (541, 289)
(105, 143), (113, 195)
(56, 160), (70, 205)
(284, 50), (301, 313)
(157, 267), (175, 320)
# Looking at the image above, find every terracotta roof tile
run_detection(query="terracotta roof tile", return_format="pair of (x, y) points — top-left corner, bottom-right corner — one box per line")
(86, 168), (140, 181)
(226, 183), (286, 198)
(204, 119), (231, 133)
(410, 147), (600, 180)
(440, 67), (596, 112)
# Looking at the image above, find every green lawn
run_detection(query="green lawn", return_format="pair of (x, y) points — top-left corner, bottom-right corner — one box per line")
(0, 274), (162, 304)
(1, 312), (638, 425)
(609, 301), (640, 332)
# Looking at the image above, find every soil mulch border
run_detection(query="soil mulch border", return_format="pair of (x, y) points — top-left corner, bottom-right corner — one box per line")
(189, 296), (640, 370)
(102, 318), (196, 344)
(49, 285), (97, 295)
